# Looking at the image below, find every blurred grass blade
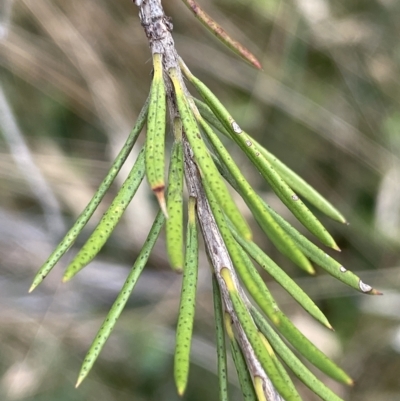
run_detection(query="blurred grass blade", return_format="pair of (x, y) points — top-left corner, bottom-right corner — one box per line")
(75, 210), (165, 388)
(181, 0), (261, 70)
(252, 307), (346, 401)
(224, 313), (257, 401)
(166, 120), (184, 273)
(212, 274), (229, 401)
(266, 203), (381, 295)
(191, 100), (314, 274)
(180, 60), (339, 250)
(146, 53), (168, 216)
(174, 197), (199, 396)
(221, 268), (302, 401)
(194, 98), (346, 224)
(230, 225), (331, 328)
(62, 147), (146, 282)
(29, 99), (149, 292)
(169, 67), (252, 240)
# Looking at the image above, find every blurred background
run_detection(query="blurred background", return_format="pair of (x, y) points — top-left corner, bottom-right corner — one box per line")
(1, 0), (400, 400)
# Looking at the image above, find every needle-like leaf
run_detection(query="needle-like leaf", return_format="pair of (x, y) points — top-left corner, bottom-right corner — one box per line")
(166, 118), (185, 272)
(181, 0), (262, 70)
(169, 67), (252, 240)
(75, 211), (165, 387)
(180, 61), (339, 250)
(146, 53), (168, 216)
(212, 274), (229, 401)
(29, 99), (149, 292)
(251, 307), (346, 401)
(63, 147), (146, 281)
(174, 197), (199, 395)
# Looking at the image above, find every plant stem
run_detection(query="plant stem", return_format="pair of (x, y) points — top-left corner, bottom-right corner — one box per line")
(135, 1), (283, 399)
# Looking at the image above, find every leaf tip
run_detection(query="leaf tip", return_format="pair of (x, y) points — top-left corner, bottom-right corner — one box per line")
(176, 383), (186, 397)
(327, 323), (335, 331)
(333, 243), (341, 252)
(75, 376), (84, 388)
(252, 59), (263, 70)
(28, 283), (36, 293)
(154, 188), (168, 218)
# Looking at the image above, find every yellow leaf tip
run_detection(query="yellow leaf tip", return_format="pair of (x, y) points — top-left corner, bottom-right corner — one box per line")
(176, 384), (186, 397)
(333, 244), (341, 252)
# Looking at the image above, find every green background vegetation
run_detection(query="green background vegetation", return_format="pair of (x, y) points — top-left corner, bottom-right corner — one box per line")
(1, 0), (399, 400)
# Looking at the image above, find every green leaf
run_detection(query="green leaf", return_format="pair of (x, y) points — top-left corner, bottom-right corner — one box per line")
(75, 210), (165, 387)
(29, 98), (149, 292)
(180, 62), (339, 250)
(194, 97), (347, 224)
(230, 225), (331, 329)
(146, 53), (168, 216)
(224, 315), (257, 401)
(267, 203), (381, 295)
(166, 122), (185, 273)
(192, 101), (314, 274)
(181, 0), (262, 70)
(174, 197), (199, 395)
(63, 147), (146, 281)
(169, 67), (252, 240)
(251, 307), (346, 401)
(221, 268), (302, 401)
(212, 274), (229, 401)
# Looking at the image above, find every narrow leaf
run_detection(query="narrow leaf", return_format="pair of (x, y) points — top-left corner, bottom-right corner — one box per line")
(63, 147), (146, 281)
(166, 120), (185, 272)
(191, 100), (314, 274)
(181, 0), (262, 70)
(215, 215), (352, 384)
(221, 268), (302, 401)
(174, 197), (199, 395)
(230, 225), (331, 329)
(169, 67), (252, 240)
(252, 307), (346, 401)
(180, 60), (339, 250)
(212, 274), (229, 401)
(146, 53), (167, 216)
(258, 146), (347, 224)
(194, 98), (346, 224)
(75, 211), (165, 387)
(224, 314), (257, 401)
(267, 204), (381, 295)
(29, 99), (149, 292)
